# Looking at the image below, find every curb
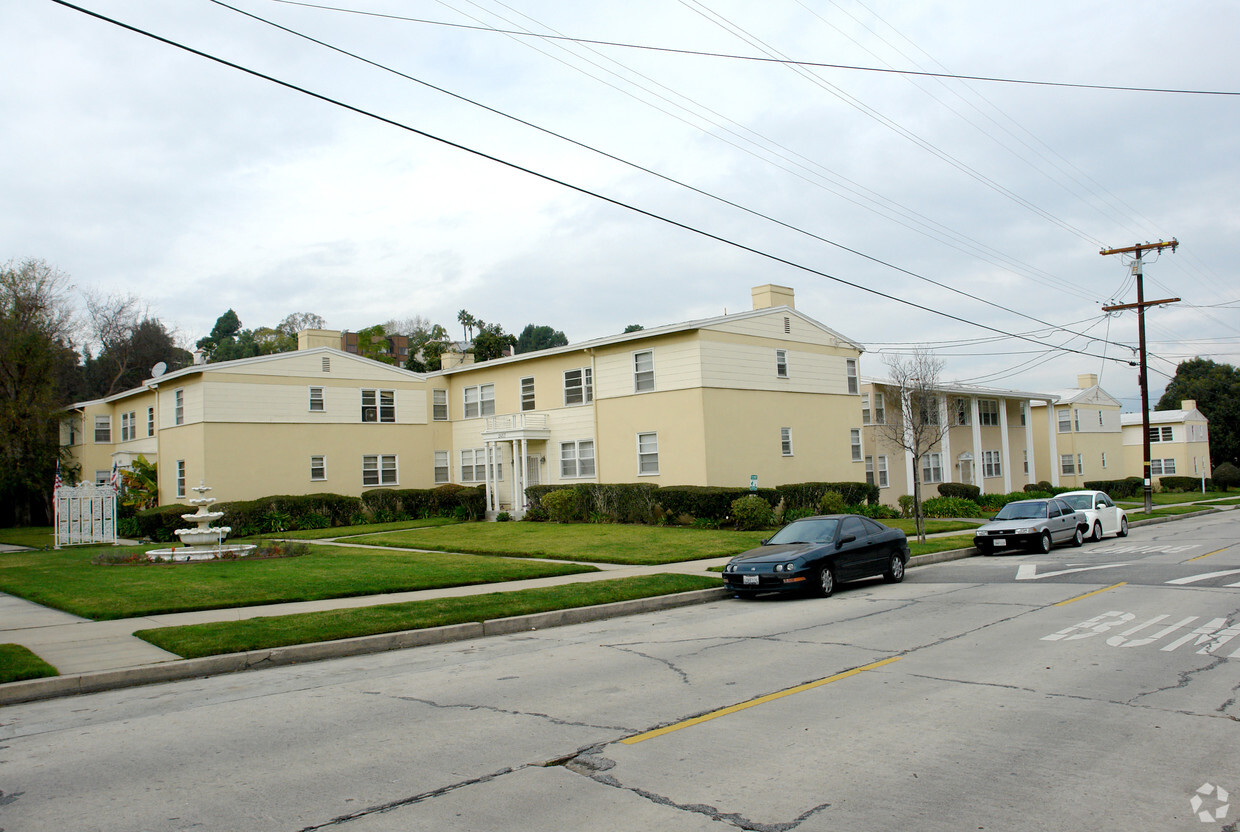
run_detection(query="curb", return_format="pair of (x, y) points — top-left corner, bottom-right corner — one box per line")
(0, 587), (730, 706)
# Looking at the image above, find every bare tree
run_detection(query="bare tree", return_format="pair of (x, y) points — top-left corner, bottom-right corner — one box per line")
(872, 350), (951, 541)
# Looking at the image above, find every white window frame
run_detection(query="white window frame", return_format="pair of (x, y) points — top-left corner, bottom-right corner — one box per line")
(862, 393), (871, 425)
(781, 427), (793, 456)
(432, 389), (448, 421)
(1151, 458), (1176, 476)
(877, 455), (889, 488)
(1101, 451), (1108, 469)
(1074, 409), (1081, 432)
(922, 452), (943, 484)
(309, 387), (325, 413)
(776, 349), (788, 379)
(120, 411), (135, 442)
(979, 399), (1000, 427)
(520, 377), (535, 411)
(865, 455), (875, 486)
(460, 448), (501, 483)
(1149, 425), (1173, 443)
(873, 392), (885, 425)
(175, 389), (184, 425)
(1077, 453), (1084, 476)
(633, 350), (655, 393)
(1057, 408), (1071, 433)
(919, 395), (940, 426)
(310, 455), (326, 481)
(560, 440), (596, 479)
(637, 432), (659, 476)
(433, 450), (450, 484)
(982, 449), (1002, 478)
(362, 454), (398, 487)
(94, 415), (111, 443)
(1020, 401), (1027, 426)
(846, 358), (858, 394)
(1060, 454), (1075, 475)
(147, 406), (155, 436)
(176, 460), (186, 498)
(361, 389), (396, 423)
(850, 428), (862, 462)
(564, 368), (593, 406)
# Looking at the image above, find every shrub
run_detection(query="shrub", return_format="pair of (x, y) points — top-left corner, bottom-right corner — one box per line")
(849, 502), (900, 519)
(495, 511), (512, 522)
(920, 496), (983, 518)
(938, 482), (981, 502)
(691, 516), (720, 529)
(777, 481), (878, 509)
(976, 491), (1036, 511)
(1213, 462), (1240, 491)
(522, 504), (549, 522)
(525, 483), (660, 524)
(133, 504), (192, 542)
(1025, 481), (1054, 494)
(1157, 476), (1207, 493)
(782, 507), (817, 523)
(657, 486), (779, 522)
(731, 495), (776, 530)
(898, 495), (915, 518)
(542, 488), (587, 523)
(1082, 477), (1143, 499)
(817, 490), (847, 515)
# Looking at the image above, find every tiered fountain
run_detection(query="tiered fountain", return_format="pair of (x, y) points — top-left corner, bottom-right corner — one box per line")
(146, 481), (256, 562)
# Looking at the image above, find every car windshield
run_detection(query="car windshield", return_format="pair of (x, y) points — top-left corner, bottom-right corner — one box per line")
(994, 502), (1047, 520)
(767, 518), (839, 545)
(1059, 494), (1094, 510)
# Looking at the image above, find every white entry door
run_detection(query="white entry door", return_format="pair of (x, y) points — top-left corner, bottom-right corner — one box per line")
(526, 456), (541, 486)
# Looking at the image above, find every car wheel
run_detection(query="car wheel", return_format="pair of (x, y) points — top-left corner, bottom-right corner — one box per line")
(815, 565), (836, 597)
(1117, 516), (1129, 537)
(1091, 521), (1103, 542)
(1037, 531), (1052, 554)
(883, 553), (905, 583)
(1072, 526), (1084, 547)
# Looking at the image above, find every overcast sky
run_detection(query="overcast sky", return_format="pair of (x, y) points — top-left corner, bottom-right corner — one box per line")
(4, 0), (1238, 409)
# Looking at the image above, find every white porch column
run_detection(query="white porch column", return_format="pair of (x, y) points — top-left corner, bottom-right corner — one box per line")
(1048, 403), (1060, 487)
(999, 399), (1013, 493)
(970, 397), (983, 494)
(520, 438), (529, 511)
(483, 443), (495, 513)
(1024, 403), (1036, 485)
(510, 440), (519, 515)
(939, 396), (953, 484)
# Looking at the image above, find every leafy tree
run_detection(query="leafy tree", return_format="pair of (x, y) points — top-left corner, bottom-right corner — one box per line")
(276, 312), (326, 338)
(120, 455), (158, 509)
(355, 324), (396, 365)
(871, 350), (951, 541)
(515, 324), (568, 354)
(405, 323), (451, 372)
(1157, 358), (1239, 468)
(471, 321), (516, 362)
(457, 309), (478, 342)
(81, 293), (189, 397)
(623, 324), (645, 333)
(0, 258), (79, 525)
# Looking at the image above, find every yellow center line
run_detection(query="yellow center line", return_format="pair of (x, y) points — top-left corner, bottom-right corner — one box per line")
(620, 656), (902, 745)
(1187, 547), (1232, 562)
(1054, 582), (1127, 606)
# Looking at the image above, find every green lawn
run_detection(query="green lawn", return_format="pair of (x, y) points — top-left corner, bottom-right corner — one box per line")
(0, 544), (596, 620)
(1117, 490), (1234, 507)
(0, 644), (58, 683)
(886, 519), (982, 535)
(136, 573), (720, 658)
(351, 523), (770, 565)
(909, 535), (976, 556)
(1127, 505), (1220, 520)
(0, 527), (54, 549)
(264, 517), (461, 540)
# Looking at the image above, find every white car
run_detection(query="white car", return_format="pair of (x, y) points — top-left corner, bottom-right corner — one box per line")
(1057, 490), (1129, 541)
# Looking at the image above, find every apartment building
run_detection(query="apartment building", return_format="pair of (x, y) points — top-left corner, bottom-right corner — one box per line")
(1029, 374), (1125, 487)
(1121, 400), (1212, 484)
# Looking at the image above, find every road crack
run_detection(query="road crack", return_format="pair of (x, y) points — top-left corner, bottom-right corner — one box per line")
(389, 694), (634, 733)
(604, 644), (691, 684)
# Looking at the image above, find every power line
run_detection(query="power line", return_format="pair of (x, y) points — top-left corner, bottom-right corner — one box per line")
(268, 0), (1240, 97)
(48, 0), (1131, 366)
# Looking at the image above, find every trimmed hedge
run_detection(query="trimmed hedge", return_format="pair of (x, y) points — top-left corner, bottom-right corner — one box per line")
(938, 482), (981, 502)
(360, 485), (483, 521)
(920, 496), (984, 518)
(656, 486), (780, 522)
(776, 481), (878, 509)
(526, 483), (660, 523)
(1083, 477), (1144, 499)
(133, 504), (193, 542)
(1157, 476), (1210, 493)
(216, 493), (363, 536)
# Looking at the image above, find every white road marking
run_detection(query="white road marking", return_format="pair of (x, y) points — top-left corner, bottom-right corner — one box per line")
(1165, 569), (1240, 585)
(1016, 563), (1130, 581)
(1045, 611), (1240, 656)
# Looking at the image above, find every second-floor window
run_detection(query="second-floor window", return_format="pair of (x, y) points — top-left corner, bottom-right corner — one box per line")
(564, 368), (593, 406)
(174, 389), (184, 425)
(463, 384), (495, 419)
(94, 415), (111, 443)
(850, 428), (862, 462)
(781, 427), (793, 456)
(309, 387), (325, 412)
(776, 349), (788, 379)
(432, 389), (448, 421)
(147, 406), (155, 436)
(1149, 426), (1173, 442)
(982, 449), (1002, 478)
(873, 392), (885, 425)
(979, 399), (1000, 426)
(362, 389), (396, 422)
(1057, 408), (1071, 433)
(846, 358), (858, 394)
(521, 377), (535, 411)
(634, 351), (654, 392)
(120, 411), (136, 441)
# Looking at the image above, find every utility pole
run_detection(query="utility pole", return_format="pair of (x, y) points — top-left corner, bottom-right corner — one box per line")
(1100, 239), (1178, 515)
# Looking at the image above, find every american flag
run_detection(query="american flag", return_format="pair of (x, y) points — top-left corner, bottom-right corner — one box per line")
(54, 460), (63, 491)
(109, 461), (119, 490)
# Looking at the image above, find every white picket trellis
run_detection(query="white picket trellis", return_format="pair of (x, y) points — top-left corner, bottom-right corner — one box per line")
(54, 482), (117, 548)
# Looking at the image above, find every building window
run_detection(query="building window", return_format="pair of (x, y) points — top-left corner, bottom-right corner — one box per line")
(175, 389), (184, 425)
(781, 427), (793, 456)
(311, 456), (326, 481)
(560, 440), (596, 478)
(776, 349), (788, 379)
(362, 454), (398, 486)
(1151, 458), (1176, 475)
(1020, 401), (1027, 426)
(637, 432), (659, 475)
(1061, 454), (1075, 475)
(982, 450), (1002, 478)
(564, 368), (593, 406)
(862, 393), (871, 425)
(362, 389), (396, 423)
(846, 358), (858, 394)
(954, 398), (971, 426)
(94, 415), (111, 443)
(873, 393), (885, 425)
(120, 411), (136, 442)
(1074, 409), (1081, 432)
(922, 452), (943, 484)
(462, 384), (495, 419)
(1023, 449), (1029, 474)
(865, 455), (875, 486)
(877, 455), (889, 488)
(634, 350), (655, 392)
(1098, 410), (1104, 426)
(147, 407), (155, 436)
(1077, 453), (1084, 476)
(784, 316), (791, 334)
(432, 389), (448, 421)
(520, 377), (535, 411)
(95, 469), (110, 486)
(460, 448), (501, 483)
(1102, 452), (1108, 469)
(979, 399), (1000, 426)
(176, 460), (186, 498)
(434, 451), (449, 484)
(1057, 408), (1071, 433)
(850, 428), (862, 462)
(309, 387), (325, 412)
(1148, 426), (1173, 443)
(866, 455), (890, 488)
(919, 395), (940, 426)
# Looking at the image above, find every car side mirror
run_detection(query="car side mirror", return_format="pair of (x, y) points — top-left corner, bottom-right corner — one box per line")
(760, 538), (769, 545)
(837, 534), (857, 548)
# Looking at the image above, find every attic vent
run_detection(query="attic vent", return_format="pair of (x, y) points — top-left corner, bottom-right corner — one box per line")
(322, 357), (331, 373)
(784, 317), (791, 334)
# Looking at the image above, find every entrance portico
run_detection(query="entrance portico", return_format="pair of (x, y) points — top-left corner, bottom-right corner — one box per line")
(480, 414), (551, 519)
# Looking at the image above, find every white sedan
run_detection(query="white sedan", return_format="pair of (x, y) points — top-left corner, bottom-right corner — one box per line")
(1057, 490), (1129, 541)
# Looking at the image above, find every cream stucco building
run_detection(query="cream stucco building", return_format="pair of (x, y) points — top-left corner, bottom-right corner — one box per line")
(1121, 400), (1212, 485)
(1029, 374), (1125, 488)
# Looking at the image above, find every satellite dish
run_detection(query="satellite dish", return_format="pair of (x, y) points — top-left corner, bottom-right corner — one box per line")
(150, 362), (167, 378)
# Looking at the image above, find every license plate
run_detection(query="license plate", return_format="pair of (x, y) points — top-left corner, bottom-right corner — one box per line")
(993, 539), (1006, 547)
(743, 575), (759, 585)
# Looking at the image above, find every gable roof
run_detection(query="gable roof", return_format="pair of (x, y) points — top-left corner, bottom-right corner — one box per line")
(1030, 384), (1122, 408)
(863, 376), (1054, 402)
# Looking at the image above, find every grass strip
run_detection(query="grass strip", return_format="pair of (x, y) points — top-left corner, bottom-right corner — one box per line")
(264, 517), (460, 540)
(1128, 505), (1219, 519)
(885, 519), (981, 535)
(0, 544), (596, 620)
(0, 644), (58, 683)
(0, 527), (54, 549)
(136, 573), (721, 658)
(909, 535), (976, 556)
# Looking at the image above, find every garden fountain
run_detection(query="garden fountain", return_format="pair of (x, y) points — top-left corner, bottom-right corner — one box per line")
(146, 481), (257, 562)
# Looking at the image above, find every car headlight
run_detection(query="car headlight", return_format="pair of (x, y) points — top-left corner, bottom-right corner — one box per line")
(775, 562), (798, 572)
(1014, 527), (1035, 534)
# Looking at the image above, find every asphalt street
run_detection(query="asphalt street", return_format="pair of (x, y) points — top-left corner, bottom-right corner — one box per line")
(2, 510), (1238, 832)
